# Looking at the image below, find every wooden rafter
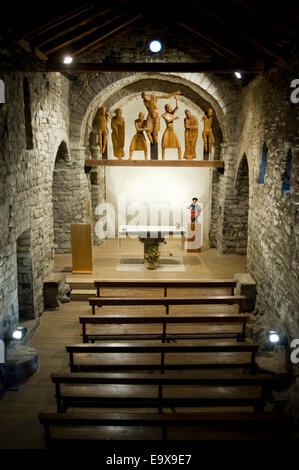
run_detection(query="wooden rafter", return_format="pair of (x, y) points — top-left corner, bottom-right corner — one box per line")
(35, 9), (112, 49)
(179, 2), (287, 63)
(22, 4), (94, 41)
(42, 12), (128, 56)
(8, 1), (298, 66)
(72, 14), (143, 57)
(75, 25), (139, 57)
(46, 61), (264, 73)
(177, 22), (246, 62)
(232, 0), (297, 36)
(241, 35), (287, 63)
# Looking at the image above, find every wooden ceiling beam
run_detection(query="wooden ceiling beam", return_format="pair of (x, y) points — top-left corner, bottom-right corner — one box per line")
(75, 25), (138, 57)
(22, 3), (94, 41)
(180, 2), (288, 63)
(241, 35), (287, 63)
(71, 15), (143, 57)
(35, 9), (112, 49)
(43, 13), (128, 56)
(45, 61), (264, 73)
(177, 22), (246, 62)
(231, 0), (297, 37)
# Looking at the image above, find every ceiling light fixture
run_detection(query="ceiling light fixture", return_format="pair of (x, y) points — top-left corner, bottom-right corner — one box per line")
(63, 56), (73, 64)
(234, 71), (242, 79)
(149, 40), (162, 53)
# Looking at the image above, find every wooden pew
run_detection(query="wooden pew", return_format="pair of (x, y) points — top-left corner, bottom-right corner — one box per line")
(65, 341), (259, 373)
(51, 370), (287, 413)
(88, 295), (246, 315)
(79, 314), (251, 343)
(38, 411), (291, 445)
(94, 279), (237, 297)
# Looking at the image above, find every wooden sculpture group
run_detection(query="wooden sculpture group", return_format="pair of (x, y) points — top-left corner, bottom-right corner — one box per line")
(96, 90), (213, 160)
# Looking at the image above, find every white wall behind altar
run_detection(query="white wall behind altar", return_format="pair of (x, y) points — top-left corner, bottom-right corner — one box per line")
(106, 166), (211, 239)
(104, 93), (211, 239)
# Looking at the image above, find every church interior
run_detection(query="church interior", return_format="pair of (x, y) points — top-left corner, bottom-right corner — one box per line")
(0, 0), (298, 449)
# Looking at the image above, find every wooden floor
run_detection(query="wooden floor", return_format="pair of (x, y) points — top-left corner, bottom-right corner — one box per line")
(0, 239), (247, 449)
(55, 238), (247, 282)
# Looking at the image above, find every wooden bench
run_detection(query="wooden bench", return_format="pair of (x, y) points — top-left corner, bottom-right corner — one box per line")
(65, 341), (259, 373)
(94, 279), (237, 297)
(51, 370), (288, 413)
(79, 314), (251, 343)
(38, 411), (291, 445)
(88, 296), (246, 315)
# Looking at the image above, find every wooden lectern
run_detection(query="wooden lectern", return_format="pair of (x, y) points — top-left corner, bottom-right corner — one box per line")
(71, 224), (93, 274)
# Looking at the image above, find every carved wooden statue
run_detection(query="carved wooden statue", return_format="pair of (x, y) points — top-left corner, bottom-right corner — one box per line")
(141, 90), (182, 144)
(111, 108), (125, 159)
(97, 106), (109, 155)
(202, 108), (213, 157)
(129, 112), (149, 160)
(161, 95), (181, 160)
(183, 109), (198, 160)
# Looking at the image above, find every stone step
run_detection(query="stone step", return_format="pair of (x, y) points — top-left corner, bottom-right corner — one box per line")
(68, 281), (95, 290)
(71, 289), (97, 301)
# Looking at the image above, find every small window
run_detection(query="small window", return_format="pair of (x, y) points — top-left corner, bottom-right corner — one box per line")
(258, 142), (268, 184)
(23, 78), (33, 150)
(282, 148), (292, 194)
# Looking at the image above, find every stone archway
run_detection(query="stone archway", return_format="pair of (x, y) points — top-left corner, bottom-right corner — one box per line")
(69, 71), (234, 161)
(233, 153), (249, 255)
(52, 141), (72, 253)
(68, 71), (239, 250)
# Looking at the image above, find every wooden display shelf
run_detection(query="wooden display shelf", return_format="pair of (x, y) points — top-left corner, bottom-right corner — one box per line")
(85, 159), (224, 168)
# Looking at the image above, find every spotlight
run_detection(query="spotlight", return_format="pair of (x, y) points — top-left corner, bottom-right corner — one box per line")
(11, 327), (27, 341)
(149, 40), (162, 53)
(266, 330), (280, 346)
(234, 71), (242, 79)
(63, 56), (73, 64)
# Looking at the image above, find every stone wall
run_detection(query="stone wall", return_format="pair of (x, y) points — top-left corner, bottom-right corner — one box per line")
(236, 62), (299, 342)
(16, 229), (34, 321)
(0, 71), (71, 337)
(81, 21), (219, 65)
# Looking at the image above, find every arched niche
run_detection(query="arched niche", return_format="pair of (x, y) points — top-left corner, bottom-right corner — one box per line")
(23, 78), (33, 150)
(83, 77), (224, 161)
(233, 153), (249, 255)
(52, 141), (72, 253)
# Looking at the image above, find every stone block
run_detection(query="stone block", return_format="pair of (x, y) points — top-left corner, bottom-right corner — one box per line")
(43, 273), (71, 310)
(234, 272), (257, 312)
(2, 345), (38, 387)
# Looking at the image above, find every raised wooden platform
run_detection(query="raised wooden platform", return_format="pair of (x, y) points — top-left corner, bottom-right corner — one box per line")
(85, 159), (224, 168)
